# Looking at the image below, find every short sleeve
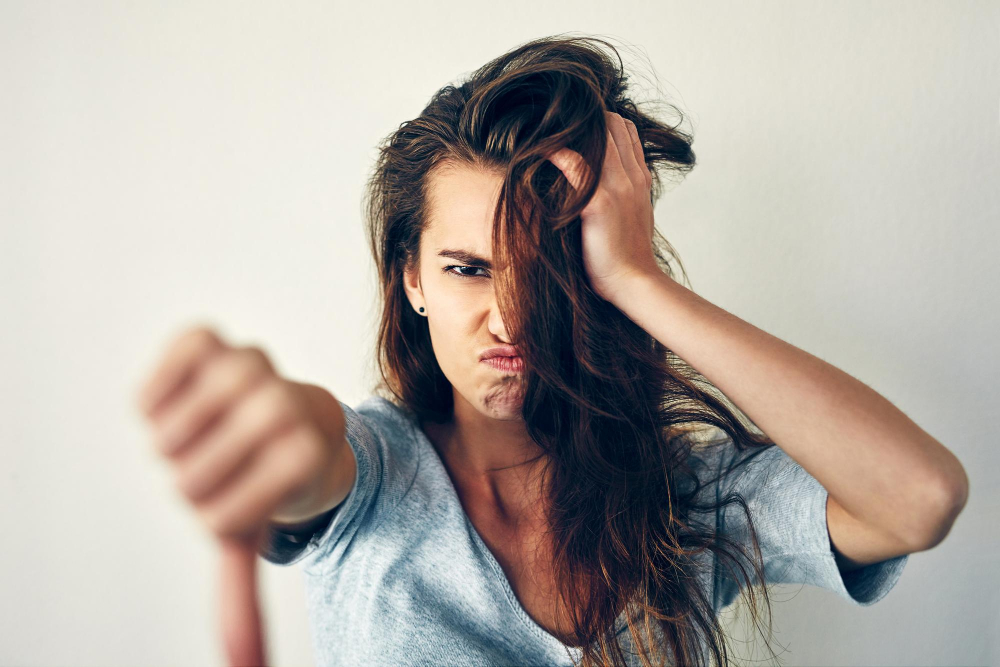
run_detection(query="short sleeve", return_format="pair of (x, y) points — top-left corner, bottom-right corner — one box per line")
(709, 440), (909, 610)
(258, 398), (389, 570)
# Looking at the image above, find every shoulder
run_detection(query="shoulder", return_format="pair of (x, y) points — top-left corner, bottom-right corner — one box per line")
(688, 432), (785, 486)
(354, 395), (421, 442)
(343, 394), (424, 474)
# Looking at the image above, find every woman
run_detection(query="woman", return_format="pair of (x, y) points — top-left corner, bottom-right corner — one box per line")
(142, 34), (966, 667)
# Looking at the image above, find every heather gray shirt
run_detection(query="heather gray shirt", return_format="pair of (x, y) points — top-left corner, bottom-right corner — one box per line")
(260, 395), (909, 666)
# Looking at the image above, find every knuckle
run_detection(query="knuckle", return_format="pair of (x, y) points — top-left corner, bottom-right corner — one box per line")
(241, 345), (275, 375)
(258, 378), (301, 425)
(591, 188), (611, 208)
(185, 325), (223, 353)
(210, 349), (261, 395)
(608, 180), (630, 198)
(231, 348), (274, 390)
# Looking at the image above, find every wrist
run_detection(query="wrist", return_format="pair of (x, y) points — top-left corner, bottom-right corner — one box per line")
(604, 267), (673, 309)
(269, 381), (348, 524)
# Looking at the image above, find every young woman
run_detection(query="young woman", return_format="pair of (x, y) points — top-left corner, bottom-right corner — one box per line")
(139, 34), (967, 667)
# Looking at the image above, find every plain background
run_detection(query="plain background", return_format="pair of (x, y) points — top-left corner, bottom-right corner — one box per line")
(2, 2), (997, 666)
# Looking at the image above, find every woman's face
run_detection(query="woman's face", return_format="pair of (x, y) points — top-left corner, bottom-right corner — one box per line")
(403, 163), (525, 421)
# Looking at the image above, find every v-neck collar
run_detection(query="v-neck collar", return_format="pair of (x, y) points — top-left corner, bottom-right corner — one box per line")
(372, 396), (629, 657)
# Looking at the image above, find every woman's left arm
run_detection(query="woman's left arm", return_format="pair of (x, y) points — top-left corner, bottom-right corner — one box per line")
(548, 110), (968, 563)
(607, 269), (969, 556)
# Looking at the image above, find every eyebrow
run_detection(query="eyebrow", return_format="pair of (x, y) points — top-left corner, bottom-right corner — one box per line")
(436, 249), (492, 269)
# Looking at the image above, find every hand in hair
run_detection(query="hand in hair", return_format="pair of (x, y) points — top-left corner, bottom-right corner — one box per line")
(546, 110), (660, 305)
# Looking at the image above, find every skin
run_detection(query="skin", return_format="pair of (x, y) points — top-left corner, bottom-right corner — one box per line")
(402, 162), (548, 526)
(135, 109), (968, 665)
(398, 110), (658, 527)
(406, 108), (967, 623)
(553, 111), (968, 559)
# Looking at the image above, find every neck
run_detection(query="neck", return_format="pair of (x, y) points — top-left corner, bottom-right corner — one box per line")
(420, 400), (550, 523)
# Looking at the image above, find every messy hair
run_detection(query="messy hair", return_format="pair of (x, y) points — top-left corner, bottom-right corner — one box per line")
(361, 33), (782, 667)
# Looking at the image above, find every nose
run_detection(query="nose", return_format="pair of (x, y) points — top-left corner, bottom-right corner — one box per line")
(487, 290), (514, 344)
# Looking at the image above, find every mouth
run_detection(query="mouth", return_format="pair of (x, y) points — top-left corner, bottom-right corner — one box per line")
(481, 355), (524, 373)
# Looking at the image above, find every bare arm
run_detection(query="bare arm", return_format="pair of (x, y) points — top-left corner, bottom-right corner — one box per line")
(268, 382), (357, 529)
(608, 271), (968, 555)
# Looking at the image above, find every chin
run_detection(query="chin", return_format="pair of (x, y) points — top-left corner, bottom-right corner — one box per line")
(480, 382), (525, 420)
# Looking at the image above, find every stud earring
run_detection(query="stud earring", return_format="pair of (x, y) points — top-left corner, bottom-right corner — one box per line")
(419, 307), (425, 314)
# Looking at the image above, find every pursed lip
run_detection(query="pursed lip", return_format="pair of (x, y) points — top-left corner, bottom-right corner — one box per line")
(479, 344), (522, 360)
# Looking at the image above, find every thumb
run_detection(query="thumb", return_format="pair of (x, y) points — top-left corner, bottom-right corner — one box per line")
(218, 529), (269, 667)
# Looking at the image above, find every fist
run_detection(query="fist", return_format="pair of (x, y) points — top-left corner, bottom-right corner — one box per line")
(136, 325), (344, 542)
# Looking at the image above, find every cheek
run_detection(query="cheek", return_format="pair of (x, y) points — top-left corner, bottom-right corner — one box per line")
(425, 308), (461, 352)
(425, 300), (483, 372)
(427, 281), (487, 326)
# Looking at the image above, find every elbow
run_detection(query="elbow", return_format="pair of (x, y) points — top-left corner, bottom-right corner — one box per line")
(911, 471), (969, 551)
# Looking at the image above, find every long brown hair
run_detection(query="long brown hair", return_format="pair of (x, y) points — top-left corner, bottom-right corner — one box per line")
(361, 33), (782, 667)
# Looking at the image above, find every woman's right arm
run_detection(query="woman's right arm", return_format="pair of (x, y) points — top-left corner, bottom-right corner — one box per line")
(268, 382), (358, 528)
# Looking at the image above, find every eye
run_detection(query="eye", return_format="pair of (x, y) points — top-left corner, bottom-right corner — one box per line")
(443, 264), (490, 279)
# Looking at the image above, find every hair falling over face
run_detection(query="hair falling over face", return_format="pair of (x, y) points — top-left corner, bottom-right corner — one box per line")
(361, 33), (786, 667)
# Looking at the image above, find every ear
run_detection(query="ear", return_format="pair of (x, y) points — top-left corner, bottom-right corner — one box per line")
(402, 258), (425, 315)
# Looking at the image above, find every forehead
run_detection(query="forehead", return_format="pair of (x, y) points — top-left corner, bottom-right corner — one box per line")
(424, 163), (505, 251)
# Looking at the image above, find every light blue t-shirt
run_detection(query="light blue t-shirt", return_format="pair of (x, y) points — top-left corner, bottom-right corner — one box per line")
(260, 395), (909, 666)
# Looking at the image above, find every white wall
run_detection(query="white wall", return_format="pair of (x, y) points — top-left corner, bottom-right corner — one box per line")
(2, 2), (996, 665)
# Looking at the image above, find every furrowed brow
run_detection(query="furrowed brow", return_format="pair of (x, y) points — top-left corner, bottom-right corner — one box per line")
(437, 249), (492, 269)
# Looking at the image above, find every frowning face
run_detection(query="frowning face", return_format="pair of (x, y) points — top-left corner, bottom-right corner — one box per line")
(402, 162), (525, 421)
